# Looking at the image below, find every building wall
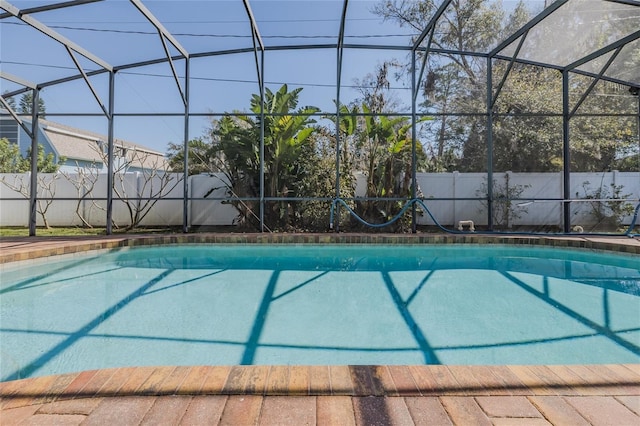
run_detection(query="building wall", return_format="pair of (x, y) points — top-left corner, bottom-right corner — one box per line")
(0, 119), (58, 161)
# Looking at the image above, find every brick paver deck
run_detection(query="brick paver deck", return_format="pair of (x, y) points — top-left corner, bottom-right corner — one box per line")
(1, 365), (639, 425)
(1, 234), (639, 424)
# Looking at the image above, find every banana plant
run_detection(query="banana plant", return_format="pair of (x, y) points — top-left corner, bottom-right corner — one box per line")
(336, 101), (430, 228)
(212, 84), (319, 228)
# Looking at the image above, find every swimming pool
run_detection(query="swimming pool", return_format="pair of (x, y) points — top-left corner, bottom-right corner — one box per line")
(1, 244), (639, 381)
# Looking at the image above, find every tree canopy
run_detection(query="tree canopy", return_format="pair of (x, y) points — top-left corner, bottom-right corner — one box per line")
(374, 0), (639, 173)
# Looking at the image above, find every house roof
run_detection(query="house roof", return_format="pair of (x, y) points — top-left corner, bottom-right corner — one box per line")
(38, 119), (169, 171)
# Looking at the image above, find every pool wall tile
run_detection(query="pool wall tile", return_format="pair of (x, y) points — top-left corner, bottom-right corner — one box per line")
(2, 233), (639, 265)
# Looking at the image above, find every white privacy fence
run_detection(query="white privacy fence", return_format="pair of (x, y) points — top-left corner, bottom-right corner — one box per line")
(1, 171), (638, 228)
(415, 171), (639, 228)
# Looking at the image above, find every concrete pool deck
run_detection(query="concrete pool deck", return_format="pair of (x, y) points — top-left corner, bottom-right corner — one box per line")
(1, 233), (639, 424)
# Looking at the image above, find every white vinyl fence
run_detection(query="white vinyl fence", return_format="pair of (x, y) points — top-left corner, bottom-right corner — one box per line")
(1, 171), (638, 228)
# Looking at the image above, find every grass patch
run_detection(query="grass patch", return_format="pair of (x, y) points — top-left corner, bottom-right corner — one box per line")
(0, 227), (185, 237)
(0, 227), (106, 237)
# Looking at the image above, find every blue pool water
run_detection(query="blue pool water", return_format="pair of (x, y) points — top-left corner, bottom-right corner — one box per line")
(1, 244), (639, 381)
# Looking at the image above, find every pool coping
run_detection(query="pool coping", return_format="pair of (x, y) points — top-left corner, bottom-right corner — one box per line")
(3, 365), (639, 400)
(1, 365), (639, 424)
(1, 232), (639, 264)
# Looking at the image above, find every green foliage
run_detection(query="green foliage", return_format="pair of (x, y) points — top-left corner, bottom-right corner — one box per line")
(0, 139), (62, 173)
(18, 92), (46, 117)
(2, 92), (17, 110)
(209, 84), (321, 229)
(0, 137), (28, 172)
(476, 176), (531, 229)
(29, 145), (63, 173)
(166, 138), (214, 174)
(374, 0), (639, 174)
(577, 180), (634, 230)
(337, 60), (431, 231)
(290, 127), (356, 230)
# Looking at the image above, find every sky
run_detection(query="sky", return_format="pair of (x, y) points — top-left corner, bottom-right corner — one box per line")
(0, 0), (545, 154)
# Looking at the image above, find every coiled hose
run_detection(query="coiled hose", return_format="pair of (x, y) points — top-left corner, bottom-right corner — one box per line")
(329, 198), (640, 238)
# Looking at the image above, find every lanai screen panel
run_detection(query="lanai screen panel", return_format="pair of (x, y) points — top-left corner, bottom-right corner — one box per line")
(140, 0), (255, 55)
(251, 1), (341, 48)
(583, 38), (640, 86)
(343, 0), (417, 47)
(498, 0), (640, 71)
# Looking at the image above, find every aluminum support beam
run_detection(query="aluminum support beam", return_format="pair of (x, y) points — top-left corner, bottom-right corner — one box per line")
(0, 72), (37, 136)
(489, 0), (568, 58)
(129, 0), (188, 59)
(129, 0), (188, 105)
(242, 0), (264, 51)
(182, 58), (190, 233)
(636, 92), (640, 173)
(564, 29), (640, 72)
(0, 97), (33, 138)
(249, 23), (263, 90)
(491, 30), (528, 109)
(562, 70), (571, 233)
(604, 0), (640, 6)
(65, 46), (110, 117)
(569, 46), (623, 118)
(106, 71), (115, 235)
(414, 26), (437, 102)
(18, 43), (630, 96)
(156, 29), (187, 106)
(259, 49), (265, 231)
(0, 71), (36, 89)
(0, 0), (102, 20)
(411, 49), (417, 233)
(334, 0), (349, 232)
(486, 57), (494, 231)
(637, 92), (640, 172)
(28, 89), (39, 236)
(0, 0), (112, 72)
(240, 0), (266, 231)
(412, 0), (452, 51)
